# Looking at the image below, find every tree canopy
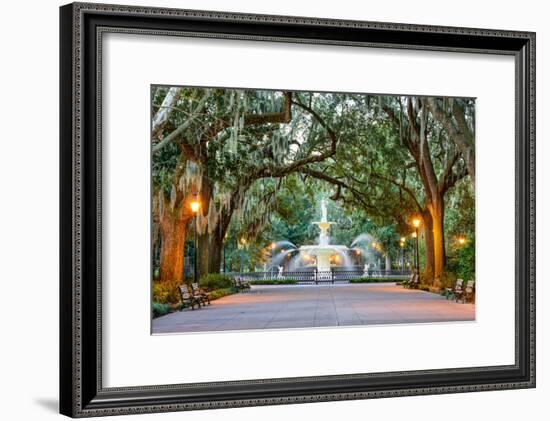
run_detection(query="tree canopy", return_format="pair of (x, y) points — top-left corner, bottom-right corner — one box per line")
(151, 86), (475, 287)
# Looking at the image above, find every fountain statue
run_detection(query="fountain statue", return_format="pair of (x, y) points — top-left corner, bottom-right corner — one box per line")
(296, 198), (353, 273)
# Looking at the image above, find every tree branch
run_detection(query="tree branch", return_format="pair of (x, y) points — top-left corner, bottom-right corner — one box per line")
(369, 172), (424, 213)
(438, 151), (459, 194)
(297, 168), (385, 216)
(152, 89), (212, 153)
(151, 87), (181, 138)
(200, 92), (293, 144)
(426, 98), (475, 186)
(440, 160), (468, 196)
(291, 98), (337, 147)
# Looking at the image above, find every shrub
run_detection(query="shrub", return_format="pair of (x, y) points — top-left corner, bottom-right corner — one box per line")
(171, 302), (184, 312)
(349, 277), (407, 283)
(437, 272), (455, 290)
(209, 287), (236, 300)
(199, 273), (234, 291)
(445, 240), (475, 283)
(152, 302), (172, 318)
(250, 279), (298, 285)
(152, 280), (181, 304)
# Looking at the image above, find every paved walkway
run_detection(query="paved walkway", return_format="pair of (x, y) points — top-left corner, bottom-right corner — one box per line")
(152, 283), (475, 334)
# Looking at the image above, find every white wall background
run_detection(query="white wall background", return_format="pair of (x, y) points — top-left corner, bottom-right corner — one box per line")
(0, 0), (546, 420)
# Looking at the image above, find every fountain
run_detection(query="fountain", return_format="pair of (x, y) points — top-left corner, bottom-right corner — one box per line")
(296, 199), (355, 272)
(261, 200), (408, 281)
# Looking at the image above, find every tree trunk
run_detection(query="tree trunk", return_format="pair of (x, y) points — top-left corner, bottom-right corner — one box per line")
(152, 194), (161, 279)
(422, 210), (435, 281)
(203, 192), (237, 274)
(385, 254), (392, 272)
(159, 204), (188, 283)
(208, 231), (224, 273)
(427, 199), (445, 288)
(196, 232), (210, 280)
(190, 188), (235, 277)
(196, 220), (230, 275)
(152, 222), (161, 277)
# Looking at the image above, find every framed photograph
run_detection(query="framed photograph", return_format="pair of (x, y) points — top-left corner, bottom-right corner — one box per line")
(60, 2), (535, 417)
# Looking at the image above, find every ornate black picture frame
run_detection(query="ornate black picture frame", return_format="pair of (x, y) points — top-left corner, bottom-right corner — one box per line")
(59, 2), (535, 417)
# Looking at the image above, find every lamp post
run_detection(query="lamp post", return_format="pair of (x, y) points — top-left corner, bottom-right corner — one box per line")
(222, 237), (226, 273)
(412, 218), (421, 275)
(400, 237), (406, 272)
(239, 237), (247, 273)
(269, 242), (276, 276)
(411, 231), (417, 271)
(371, 241), (378, 273)
(190, 194), (200, 284)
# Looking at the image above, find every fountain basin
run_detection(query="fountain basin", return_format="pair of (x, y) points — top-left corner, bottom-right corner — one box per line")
(298, 245), (351, 272)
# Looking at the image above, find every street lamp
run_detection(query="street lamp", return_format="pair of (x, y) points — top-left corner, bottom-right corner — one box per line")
(412, 218), (421, 275)
(457, 236), (466, 246)
(239, 237), (247, 272)
(190, 194), (200, 284)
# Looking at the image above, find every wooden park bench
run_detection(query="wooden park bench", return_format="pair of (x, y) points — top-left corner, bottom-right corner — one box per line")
(452, 279), (465, 303)
(402, 273), (415, 288)
(178, 285), (201, 310)
(191, 282), (211, 305)
(463, 280), (475, 303)
(234, 276), (251, 292)
(444, 279), (463, 301)
(406, 273), (420, 289)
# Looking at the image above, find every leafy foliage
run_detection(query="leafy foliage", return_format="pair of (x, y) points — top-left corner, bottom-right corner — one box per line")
(199, 273), (234, 291)
(446, 238), (475, 282)
(152, 280), (181, 304)
(152, 302), (172, 318)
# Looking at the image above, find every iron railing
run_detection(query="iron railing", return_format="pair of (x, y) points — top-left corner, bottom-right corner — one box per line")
(229, 268), (412, 284)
